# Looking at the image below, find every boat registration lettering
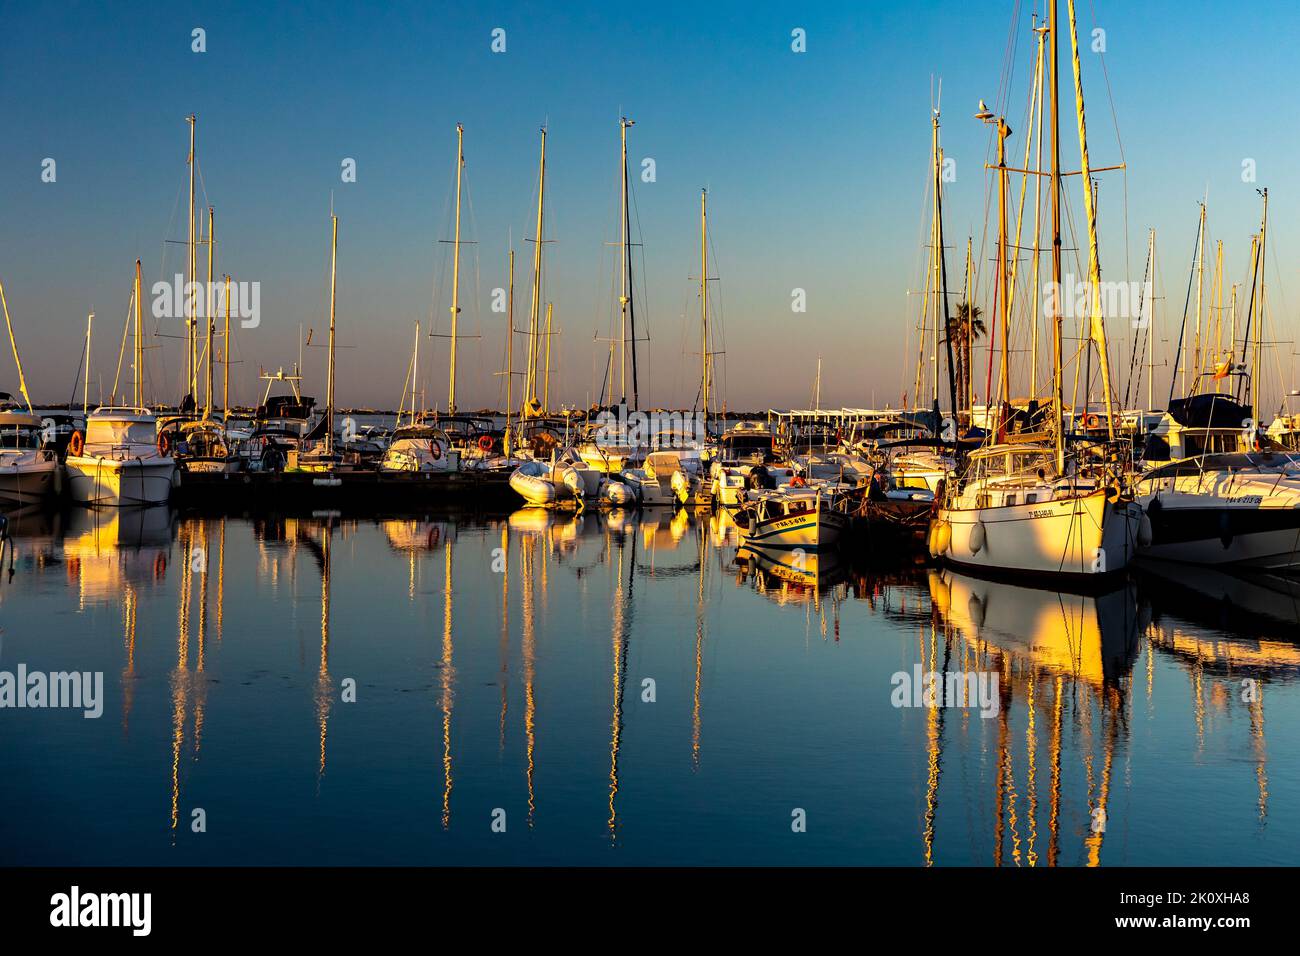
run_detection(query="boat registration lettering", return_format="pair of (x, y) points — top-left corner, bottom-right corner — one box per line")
(1229, 495), (1262, 505)
(1028, 508), (1053, 519)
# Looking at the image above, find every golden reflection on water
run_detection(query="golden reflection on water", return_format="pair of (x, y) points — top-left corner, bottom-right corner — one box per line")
(440, 538), (454, 830)
(9, 506), (1300, 863)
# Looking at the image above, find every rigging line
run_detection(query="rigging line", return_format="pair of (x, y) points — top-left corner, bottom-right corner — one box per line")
(1266, 231), (1291, 410)
(1085, 0), (1131, 289)
(1165, 214), (1202, 410)
(1123, 235), (1153, 409)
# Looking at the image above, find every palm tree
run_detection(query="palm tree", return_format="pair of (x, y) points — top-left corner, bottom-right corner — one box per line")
(945, 301), (986, 421)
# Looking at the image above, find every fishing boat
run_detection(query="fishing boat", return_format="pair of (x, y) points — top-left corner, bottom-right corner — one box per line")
(930, 0), (1141, 579)
(0, 404), (60, 506)
(733, 480), (852, 551)
(65, 406), (176, 506)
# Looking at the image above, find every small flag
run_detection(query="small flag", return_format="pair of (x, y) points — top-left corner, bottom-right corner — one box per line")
(1212, 360), (1231, 380)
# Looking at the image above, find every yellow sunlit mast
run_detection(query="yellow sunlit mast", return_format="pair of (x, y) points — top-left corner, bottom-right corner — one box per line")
(448, 124), (464, 415)
(524, 127), (547, 417)
(134, 260), (145, 407)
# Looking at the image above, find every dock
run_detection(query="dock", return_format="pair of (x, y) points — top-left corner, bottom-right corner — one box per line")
(174, 468), (518, 514)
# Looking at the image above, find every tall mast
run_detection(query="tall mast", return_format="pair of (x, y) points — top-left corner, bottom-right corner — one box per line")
(134, 261), (145, 407)
(205, 206), (215, 417)
(965, 237), (974, 418)
(525, 127), (547, 415)
(1029, 19), (1047, 400)
(975, 100), (1011, 431)
(0, 279), (34, 412)
(186, 114), (197, 405)
(222, 273), (231, 415)
(1212, 239), (1224, 364)
(1067, 0), (1119, 443)
(931, 109), (959, 430)
(83, 311), (94, 416)
(1146, 230), (1155, 411)
(1244, 189), (1268, 411)
(411, 321), (420, 424)
(326, 214), (338, 455)
(930, 111), (942, 405)
(1189, 201), (1206, 394)
(700, 188), (711, 417)
(619, 117), (639, 409)
(505, 248), (514, 452)
(448, 123), (464, 415)
(1049, 0), (1065, 470)
(995, 120), (1011, 419)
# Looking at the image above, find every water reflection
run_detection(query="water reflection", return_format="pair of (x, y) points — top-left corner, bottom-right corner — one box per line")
(1, 505), (1298, 865)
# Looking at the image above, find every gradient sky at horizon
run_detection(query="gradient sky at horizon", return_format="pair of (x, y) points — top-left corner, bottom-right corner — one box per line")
(3, 1), (1299, 412)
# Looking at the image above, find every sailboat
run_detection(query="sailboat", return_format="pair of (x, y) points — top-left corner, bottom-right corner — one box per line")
(0, 280), (59, 506)
(1134, 191), (1300, 568)
(673, 187), (721, 507)
(295, 215), (345, 473)
(929, 0), (1141, 578)
(577, 118), (645, 474)
(65, 260), (177, 506)
(167, 209), (243, 474)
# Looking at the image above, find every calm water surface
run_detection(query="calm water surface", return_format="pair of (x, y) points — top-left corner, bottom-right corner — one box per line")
(1, 505), (1297, 866)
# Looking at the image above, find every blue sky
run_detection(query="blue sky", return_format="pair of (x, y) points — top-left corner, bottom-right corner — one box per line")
(2, 1), (1298, 411)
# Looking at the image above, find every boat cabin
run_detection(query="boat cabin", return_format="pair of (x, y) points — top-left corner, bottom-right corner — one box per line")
(82, 407), (163, 458)
(1142, 395), (1257, 463)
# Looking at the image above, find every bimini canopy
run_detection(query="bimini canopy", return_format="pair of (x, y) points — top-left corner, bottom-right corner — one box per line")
(1167, 394), (1253, 430)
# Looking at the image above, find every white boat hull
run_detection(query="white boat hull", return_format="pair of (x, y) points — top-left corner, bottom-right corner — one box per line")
(932, 490), (1140, 577)
(0, 459), (59, 506)
(1136, 468), (1300, 569)
(510, 469), (561, 506)
(66, 455), (176, 507)
(1138, 502), (1300, 569)
(603, 479), (638, 507)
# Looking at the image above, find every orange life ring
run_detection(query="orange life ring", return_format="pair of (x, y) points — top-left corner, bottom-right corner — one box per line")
(68, 430), (85, 456)
(1085, 413), (1101, 430)
(478, 434), (494, 452)
(790, 474), (807, 487)
(429, 440), (442, 460)
(157, 432), (172, 457)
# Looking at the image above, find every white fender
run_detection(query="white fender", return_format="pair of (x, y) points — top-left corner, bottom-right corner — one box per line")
(1137, 512), (1153, 547)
